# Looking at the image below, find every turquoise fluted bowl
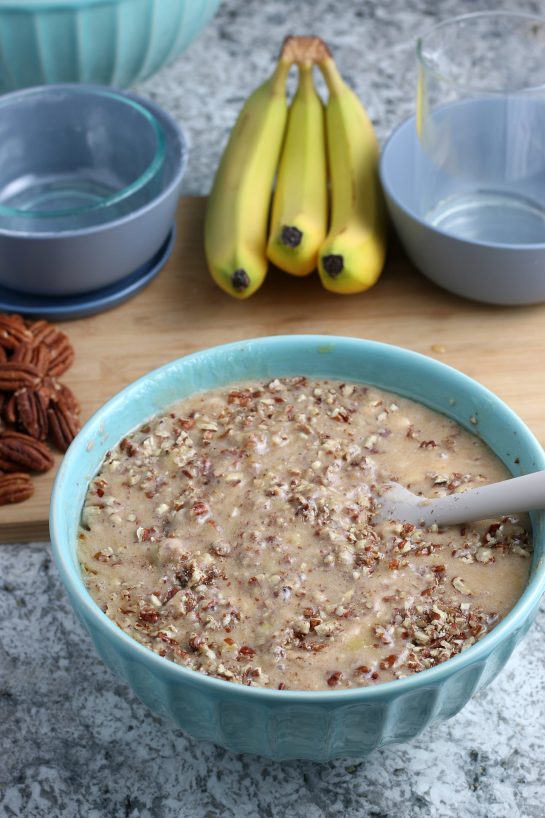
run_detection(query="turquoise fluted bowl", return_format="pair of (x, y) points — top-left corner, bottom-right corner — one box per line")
(50, 336), (545, 760)
(0, 0), (222, 92)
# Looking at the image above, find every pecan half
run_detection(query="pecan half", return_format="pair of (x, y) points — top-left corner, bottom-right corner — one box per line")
(48, 400), (80, 452)
(0, 314), (32, 350)
(10, 343), (32, 364)
(0, 362), (41, 391)
(27, 319), (59, 348)
(43, 377), (81, 415)
(0, 472), (34, 505)
(0, 431), (54, 472)
(11, 342), (51, 374)
(48, 338), (75, 377)
(27, 321), (74, 377)
(58, 382), (81, 415)
(0, 455), (19, 473)
(15, 387), (50, 440)
(2, 392), (17, 425)
(0, 346), (7, 364)
(33, 344), (52, 374)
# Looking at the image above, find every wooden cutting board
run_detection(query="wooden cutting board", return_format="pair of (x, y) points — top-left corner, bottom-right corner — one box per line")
(2, 195), (545, 543)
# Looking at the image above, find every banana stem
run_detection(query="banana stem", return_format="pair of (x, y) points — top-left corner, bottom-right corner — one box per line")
(317, 56), (345, 97)
(269, 56), (292, 95)
(280, 35), (330, 65)
(298, 61), (314, 93)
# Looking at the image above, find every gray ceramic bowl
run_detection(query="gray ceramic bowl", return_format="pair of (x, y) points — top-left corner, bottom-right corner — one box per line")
(379, 116), (545, 306)
(0, 85), (188, 297)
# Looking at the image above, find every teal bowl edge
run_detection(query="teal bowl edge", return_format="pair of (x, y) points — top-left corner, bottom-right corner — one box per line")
(0, 0), (223, 92)
(49, 335), (545, 760)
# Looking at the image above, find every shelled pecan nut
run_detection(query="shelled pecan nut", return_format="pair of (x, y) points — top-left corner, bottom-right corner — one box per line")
(48, 339), (75, 377)
(2, 392), (17, 425)
(0, 472), (34, 505)
(11, 342), (51, 374)
(56, 382), (81, 415)
(43, 377), (81, 415)
(27, 320), (59, 348)
(0, 313), (79, 508)
(15, 387), (50, 440)
(0, 430), (54, 472)
(33, 344), (52, 374)
(0, 455), (19, 473)
(26, 320), (75, 377)
(0, 361), (41, 391)
(0, 315), (32, 350)
(10, 343), (31, 364)
(48, 400), (81, 452)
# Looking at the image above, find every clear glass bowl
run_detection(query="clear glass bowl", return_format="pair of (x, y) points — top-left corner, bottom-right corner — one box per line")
(415, 12), (545, 245)
(0, 85), (166, 232)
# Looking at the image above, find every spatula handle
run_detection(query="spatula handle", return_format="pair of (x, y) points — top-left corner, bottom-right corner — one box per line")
(421, 469), (545, 527)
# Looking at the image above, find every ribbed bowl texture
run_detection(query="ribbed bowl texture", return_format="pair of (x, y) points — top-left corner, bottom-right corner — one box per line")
(0, 0), (222, 92)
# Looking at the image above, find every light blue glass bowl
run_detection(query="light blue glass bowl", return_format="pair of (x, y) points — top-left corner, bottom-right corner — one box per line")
(50, 336), (545, 761)
(0, 85), (166, 231)
(0, 0), (222, 92)
(0, 84), (187, 296)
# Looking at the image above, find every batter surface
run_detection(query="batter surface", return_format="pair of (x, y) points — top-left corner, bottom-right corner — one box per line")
(79, 378), (531, 690)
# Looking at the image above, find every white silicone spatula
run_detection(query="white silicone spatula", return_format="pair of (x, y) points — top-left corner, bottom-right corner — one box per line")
(376, 470), (545, 527)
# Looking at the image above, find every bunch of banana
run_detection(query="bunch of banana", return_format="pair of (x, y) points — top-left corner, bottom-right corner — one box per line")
(204, 36), (386, 298)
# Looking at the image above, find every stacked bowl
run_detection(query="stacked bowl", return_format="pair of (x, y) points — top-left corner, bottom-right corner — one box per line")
(0, 84), (187, 316)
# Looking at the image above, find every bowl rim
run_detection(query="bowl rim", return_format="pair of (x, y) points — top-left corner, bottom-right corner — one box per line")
(379, 114), (545, 251)
(0, 0), (137, 11)
(0, 84), (188, 240)
(50, 335), (545, 702)
(0, 85), (166, 221)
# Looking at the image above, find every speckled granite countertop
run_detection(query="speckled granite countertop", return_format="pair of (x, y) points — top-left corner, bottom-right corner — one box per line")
(2, 1), (545, 816)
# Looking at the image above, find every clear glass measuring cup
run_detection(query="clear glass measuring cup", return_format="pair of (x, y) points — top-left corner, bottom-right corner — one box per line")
(416, 11), (545, 245)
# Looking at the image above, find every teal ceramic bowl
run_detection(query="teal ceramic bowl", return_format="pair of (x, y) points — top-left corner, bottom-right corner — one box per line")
(0, 0), (222, 92)
(50, 336), (545, 760)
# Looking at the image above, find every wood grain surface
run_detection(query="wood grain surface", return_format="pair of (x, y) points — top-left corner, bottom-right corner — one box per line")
(2, 195), (545, 543)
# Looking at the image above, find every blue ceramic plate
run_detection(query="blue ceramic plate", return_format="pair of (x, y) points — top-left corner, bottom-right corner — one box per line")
(0, 226), (175, 321)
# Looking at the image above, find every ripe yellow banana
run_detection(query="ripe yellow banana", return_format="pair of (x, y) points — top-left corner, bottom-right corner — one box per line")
(317, 56), (386, 294)
(204, 56), (291, 299)
(267, 62), (327, 276)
